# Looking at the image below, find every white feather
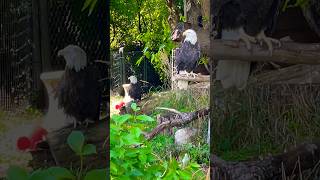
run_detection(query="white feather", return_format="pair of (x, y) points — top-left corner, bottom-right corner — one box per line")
(58, 45), (87, 72)
(183, 29), (198, 45)
(216, 28), (250, 90)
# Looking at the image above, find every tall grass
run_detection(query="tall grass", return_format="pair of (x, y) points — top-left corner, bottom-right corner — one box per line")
(211, 84), (320, 161)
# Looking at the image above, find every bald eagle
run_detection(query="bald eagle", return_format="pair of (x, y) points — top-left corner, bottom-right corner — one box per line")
(212, 0), (284, 90)
(55, 45), (101, 127)
(174, 29), (201, 77)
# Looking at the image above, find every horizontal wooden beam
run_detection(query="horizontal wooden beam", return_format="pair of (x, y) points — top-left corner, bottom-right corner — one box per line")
(210, 40), (320, 65)
(172, 74), (210, 82)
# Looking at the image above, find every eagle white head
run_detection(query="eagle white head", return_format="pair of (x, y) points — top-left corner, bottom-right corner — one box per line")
(183, 29), (198, 45)
(128, 76), (138, 84)
(58, 45), (87, 72)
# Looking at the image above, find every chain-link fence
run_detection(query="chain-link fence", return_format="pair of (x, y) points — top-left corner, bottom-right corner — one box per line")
(0, 0), (108, 111)
(111, 50), (163, 94)
(0, 0), (33, 110)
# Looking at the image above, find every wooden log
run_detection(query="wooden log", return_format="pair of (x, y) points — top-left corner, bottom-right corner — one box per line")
(209, 40), (320, 65)
(44, 120), (108, 169)
(173, 74), (210, 82)
(211, 141), (320, 179)
(250, 64), (320, 85)
(144, 108), (209, 140)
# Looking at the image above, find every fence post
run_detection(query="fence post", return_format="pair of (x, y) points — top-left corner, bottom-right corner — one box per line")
(39, 0), (51, 72)
(31, 0), (46, 109)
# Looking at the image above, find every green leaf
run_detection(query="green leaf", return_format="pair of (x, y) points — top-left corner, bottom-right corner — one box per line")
(112, 114), (132, 125)
(46, 167), (75, 180)
(131, 103), (138, 112)
(29, 170), (55, 180)
(81, 144), (97, 155)
(82, 0), (94, 11)
(136, 115), (155, 122)
(88, 0), (98, 15)
(67, 131), (85, 155)
(6, 166), (29, 180)
(130, 127), (142, 138)
(84, 169), (108, 180)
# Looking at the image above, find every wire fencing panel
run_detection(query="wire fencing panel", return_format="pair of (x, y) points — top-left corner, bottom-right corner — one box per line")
(0, 0), (108, 111)
(111, 50), (163, 93)
(0, 0), (34, 111)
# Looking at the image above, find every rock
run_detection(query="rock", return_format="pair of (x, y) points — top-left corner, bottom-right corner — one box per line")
(174, 128), (197, 145)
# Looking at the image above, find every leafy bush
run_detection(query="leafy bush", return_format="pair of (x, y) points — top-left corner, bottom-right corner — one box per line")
(110, 103), (205, 179)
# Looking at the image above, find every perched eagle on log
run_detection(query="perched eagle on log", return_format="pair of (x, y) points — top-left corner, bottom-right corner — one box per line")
(212, 0), (284, 90)
(174, 29), (201, 77)
(55, 45), (101, 127)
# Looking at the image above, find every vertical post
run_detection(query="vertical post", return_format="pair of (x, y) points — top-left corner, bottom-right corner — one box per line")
(31, 0), (45, 108)
(183, 0), (187, 20)
(39, 0), (51, 72)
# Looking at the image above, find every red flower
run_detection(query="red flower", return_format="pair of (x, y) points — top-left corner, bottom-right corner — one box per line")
(115, 101), (125, 110)
(16, 127), (48, 151)
(17, 136), (31, 151)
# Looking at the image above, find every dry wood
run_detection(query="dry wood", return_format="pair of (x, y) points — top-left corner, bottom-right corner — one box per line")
(173, 74), (210, 82)
(211, 142), (320, 180)
(209, 40), (320, 65)
(144, 108), (209, 140)
(250, 64), (320, 85)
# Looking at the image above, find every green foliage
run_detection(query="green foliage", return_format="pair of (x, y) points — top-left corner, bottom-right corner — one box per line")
(282, 0), (310, 11)
(110, 0), (175, 82)
(111, 103), (205, 179)
(7, 131), (106, 180)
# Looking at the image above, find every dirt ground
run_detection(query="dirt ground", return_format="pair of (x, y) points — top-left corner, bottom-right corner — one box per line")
(0, 109), (43, 177)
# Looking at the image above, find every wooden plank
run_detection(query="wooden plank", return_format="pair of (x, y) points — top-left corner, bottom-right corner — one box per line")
(173, 74), (210, 82)
(209, 40), (320, 65)
(250, 64), (320, 85)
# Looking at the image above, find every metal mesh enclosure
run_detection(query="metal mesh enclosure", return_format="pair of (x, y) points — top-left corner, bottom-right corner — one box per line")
(0, 0), (108, 111)
(111, 50), (163, 93)
(47, 0), (107, 70)
(0, 0), (34, 110)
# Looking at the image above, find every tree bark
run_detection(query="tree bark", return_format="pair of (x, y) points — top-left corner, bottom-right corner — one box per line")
(211, 142), (320, 179)
(144, 108), (209, 140)
(209, 40), (320, 65)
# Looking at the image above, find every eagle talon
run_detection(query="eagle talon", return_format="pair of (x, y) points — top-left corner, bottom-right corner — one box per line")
(256, 30), (281, 56)
(238, 27), (256, 50)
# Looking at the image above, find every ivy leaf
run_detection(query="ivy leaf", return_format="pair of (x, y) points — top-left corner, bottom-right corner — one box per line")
(81, 144), (97, 155)
(84, 169), (108, 180)
(136, 115), (154, 122)
(67, 131), (85, 155)
(6, 166), (29, 180)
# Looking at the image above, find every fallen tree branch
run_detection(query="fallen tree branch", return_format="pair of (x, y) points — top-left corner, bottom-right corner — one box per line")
(249, 64), (320, 85)
(155, 107), (182, 115)
(210, 40), (320, 65)
(211, 141), (320, 179)
(144, 108), (209, 140)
